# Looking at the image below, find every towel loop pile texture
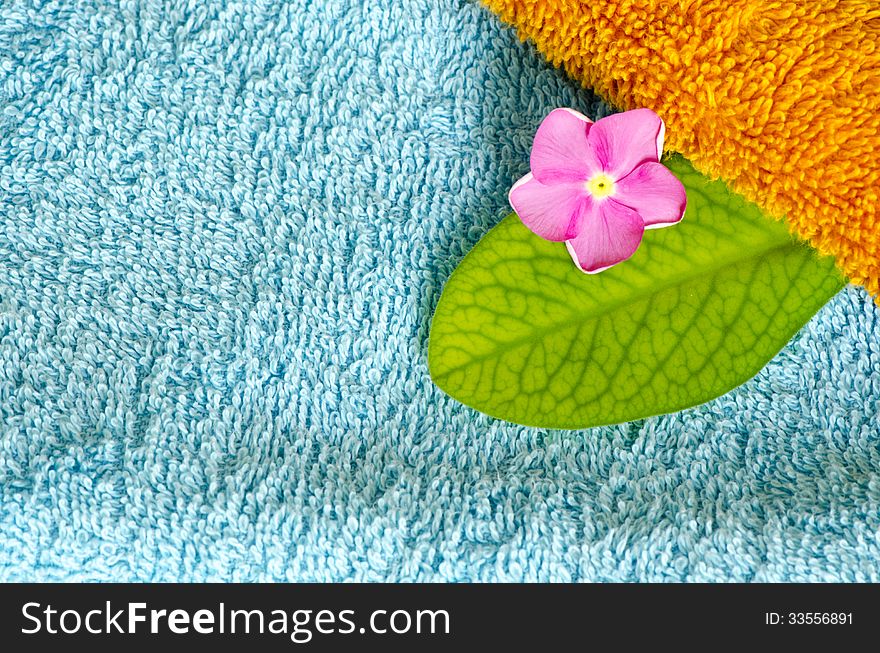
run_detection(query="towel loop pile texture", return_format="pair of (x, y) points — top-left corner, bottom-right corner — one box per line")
(484, 0), (880, 296)
(1, 0), (879, 581)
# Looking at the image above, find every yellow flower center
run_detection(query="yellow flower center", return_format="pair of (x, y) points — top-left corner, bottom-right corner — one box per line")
(587, 173), (615, 199)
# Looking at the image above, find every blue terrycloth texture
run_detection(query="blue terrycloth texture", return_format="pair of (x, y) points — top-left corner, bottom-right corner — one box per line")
(1, 0), (879, 582)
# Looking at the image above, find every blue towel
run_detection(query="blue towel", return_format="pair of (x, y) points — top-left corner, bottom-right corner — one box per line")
(1, 0), (879, 582)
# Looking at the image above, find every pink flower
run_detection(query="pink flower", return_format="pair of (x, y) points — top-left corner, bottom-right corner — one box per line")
(509, 108), (686, 273)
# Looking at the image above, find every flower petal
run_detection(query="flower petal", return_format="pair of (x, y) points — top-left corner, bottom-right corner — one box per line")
(588, 108), (665, 180)
(509, 173), (587, 241)
(530, 108), (599, 184)
(565, 199), (645, 273)
(614, 162), (687, 228)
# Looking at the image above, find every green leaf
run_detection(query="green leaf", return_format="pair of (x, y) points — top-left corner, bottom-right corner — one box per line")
(428, 155), (845, 428)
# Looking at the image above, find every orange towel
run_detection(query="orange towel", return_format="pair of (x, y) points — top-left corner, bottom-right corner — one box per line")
(484, 0), (880, 296)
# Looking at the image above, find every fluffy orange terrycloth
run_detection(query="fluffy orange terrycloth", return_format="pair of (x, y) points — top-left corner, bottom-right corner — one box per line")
(484, 0), (880, 296)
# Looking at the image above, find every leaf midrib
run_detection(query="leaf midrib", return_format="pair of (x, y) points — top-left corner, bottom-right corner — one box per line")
(432, 229), (797, 380)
